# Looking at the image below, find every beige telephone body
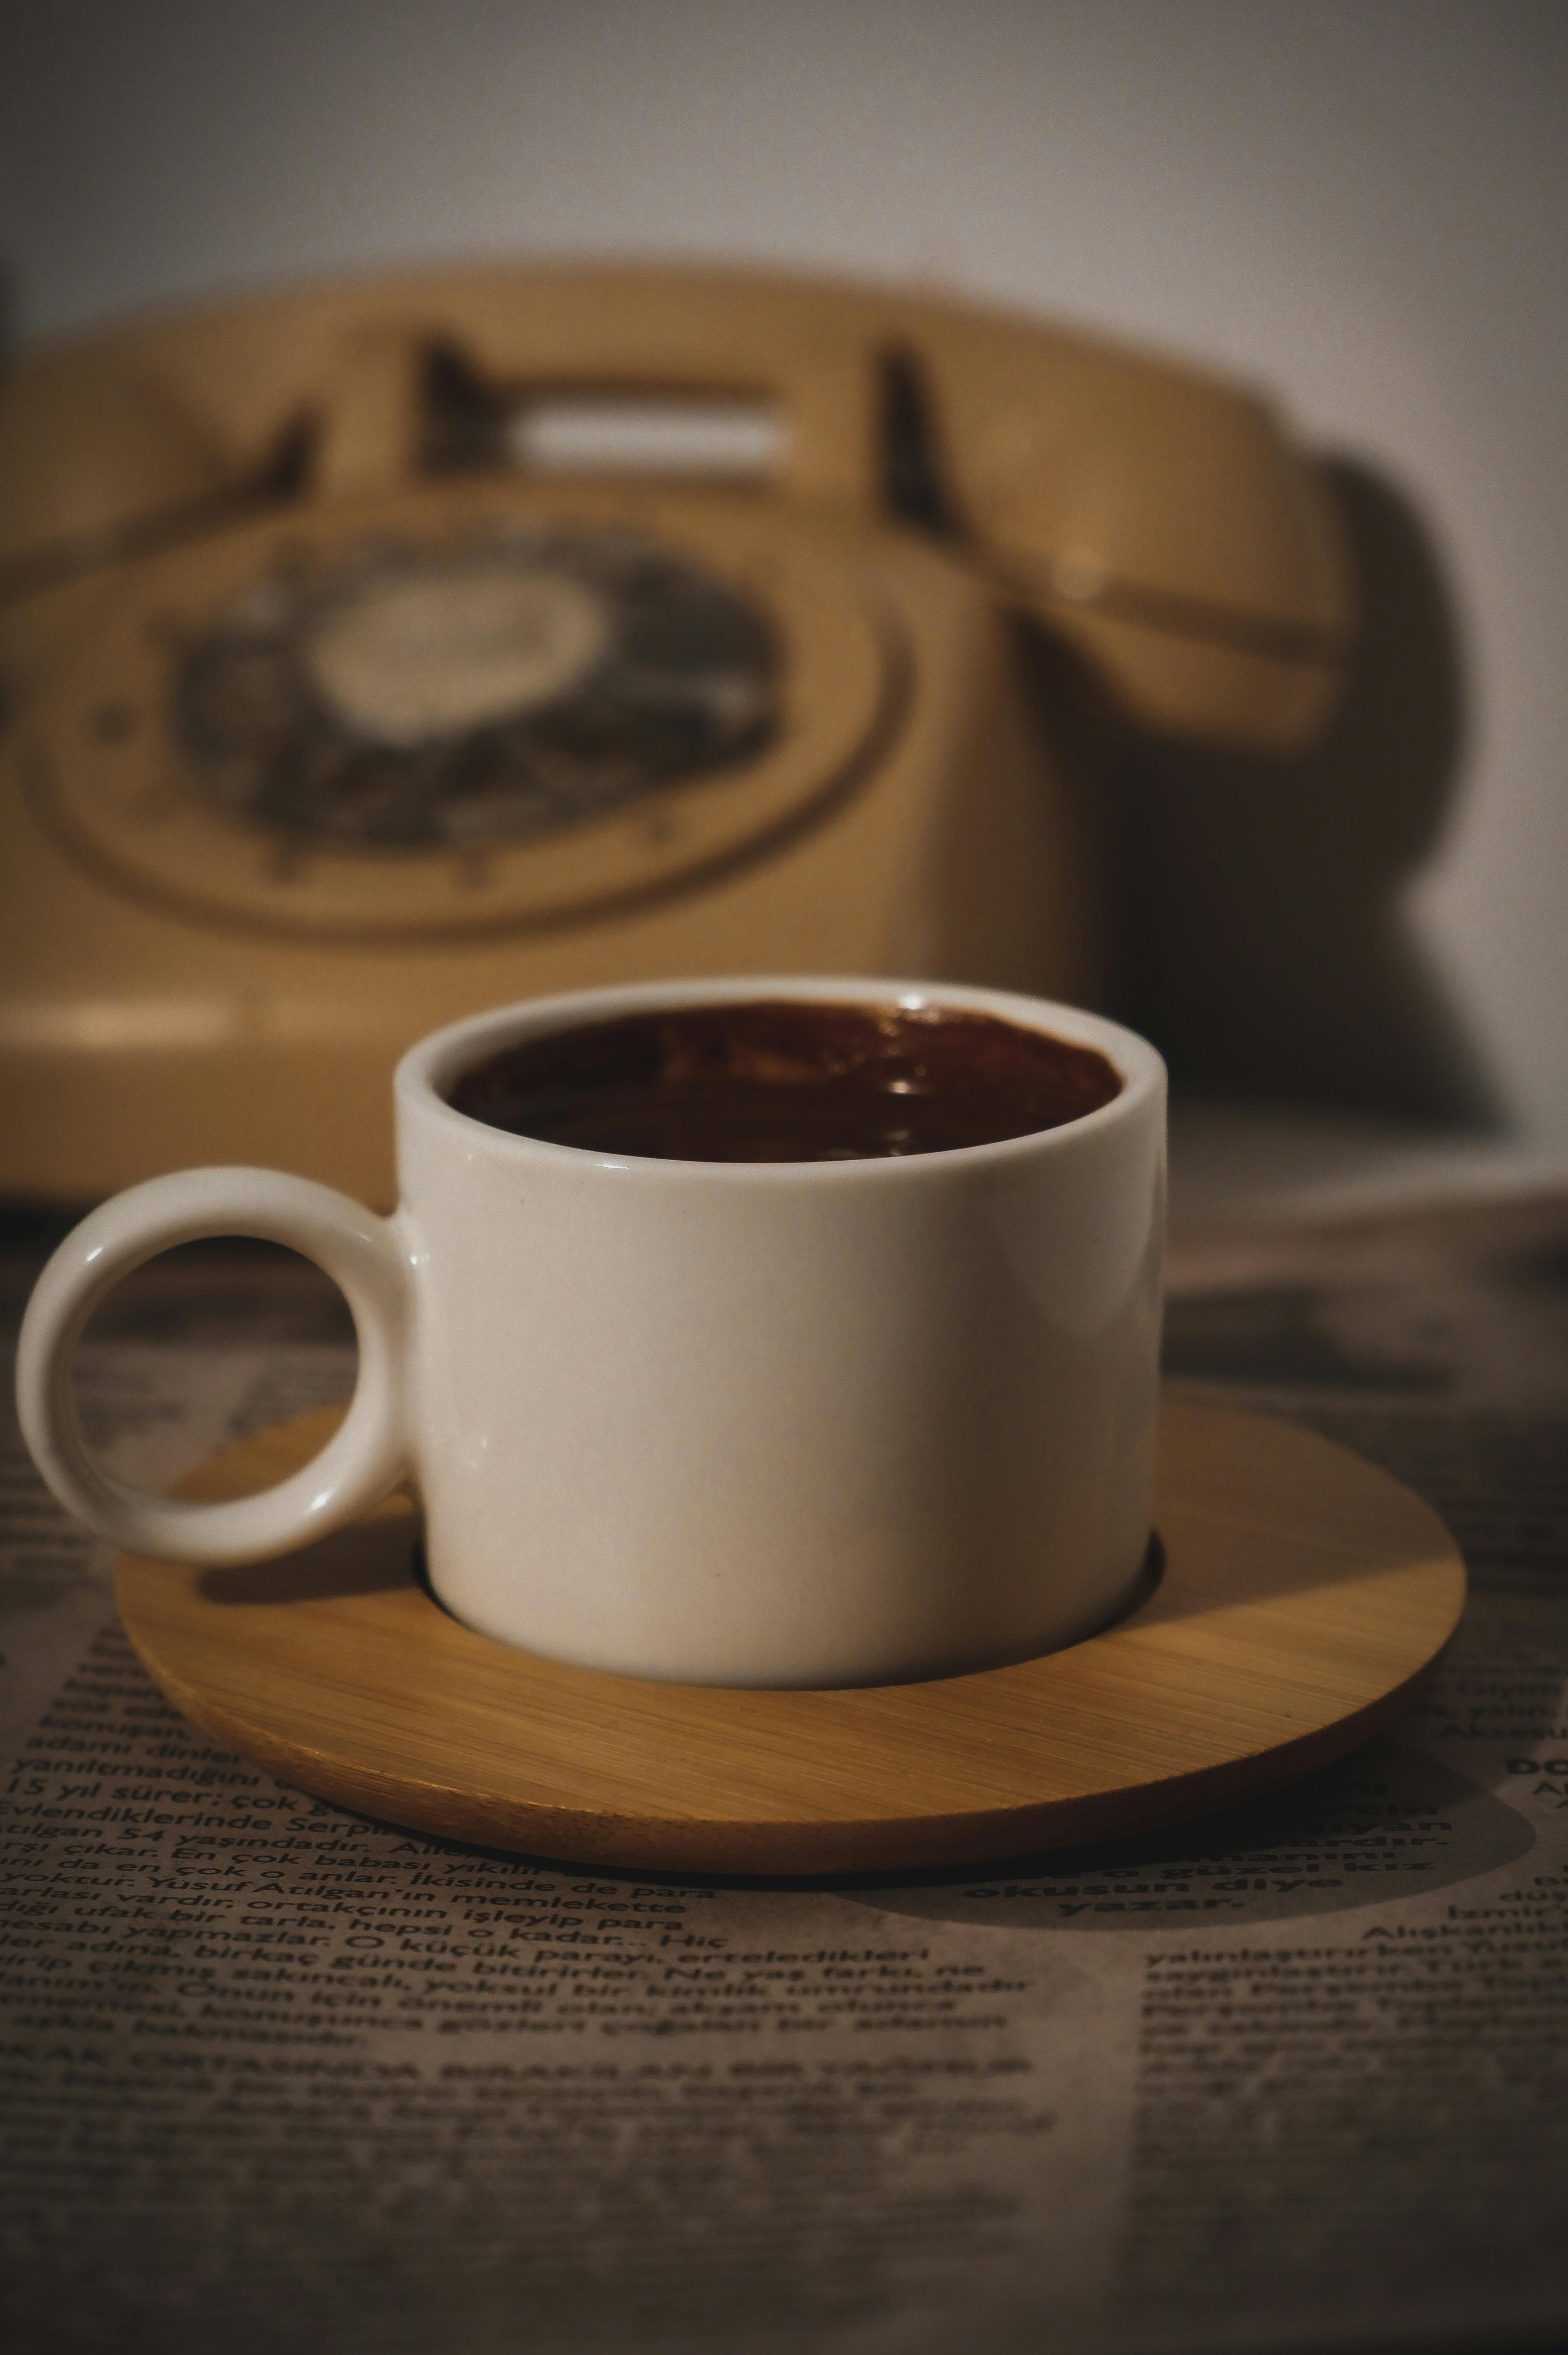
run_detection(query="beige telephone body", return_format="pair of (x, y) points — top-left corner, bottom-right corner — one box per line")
(0, 265), (1351, 1204)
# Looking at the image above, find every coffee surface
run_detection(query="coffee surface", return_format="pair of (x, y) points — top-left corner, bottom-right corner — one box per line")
(446, 1000), (1122, 1162)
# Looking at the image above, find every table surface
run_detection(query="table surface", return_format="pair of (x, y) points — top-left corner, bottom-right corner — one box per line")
(3, 1121), (1567, 2355)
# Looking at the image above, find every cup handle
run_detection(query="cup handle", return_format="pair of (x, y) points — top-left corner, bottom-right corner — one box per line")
(16, 1168), (411, 1566)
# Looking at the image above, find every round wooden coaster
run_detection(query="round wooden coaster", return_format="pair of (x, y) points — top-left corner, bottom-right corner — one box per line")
(116, 1398), (1466, 1875)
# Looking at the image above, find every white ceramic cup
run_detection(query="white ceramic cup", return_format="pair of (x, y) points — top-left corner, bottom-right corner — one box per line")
(16, 978), (1165, 1688)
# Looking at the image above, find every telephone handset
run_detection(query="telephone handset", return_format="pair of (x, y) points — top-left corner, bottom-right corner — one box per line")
(0, 265), (1352, 1204)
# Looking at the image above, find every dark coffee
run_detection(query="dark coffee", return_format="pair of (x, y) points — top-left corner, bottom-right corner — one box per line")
(446, 999), (1121, 1163)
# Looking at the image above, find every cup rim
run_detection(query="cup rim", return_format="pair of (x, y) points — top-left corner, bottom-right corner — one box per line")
(396, 975), (1165, 1182)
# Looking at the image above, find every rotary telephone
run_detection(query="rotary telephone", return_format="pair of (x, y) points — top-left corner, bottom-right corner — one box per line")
(0, 264), (1351, 1203)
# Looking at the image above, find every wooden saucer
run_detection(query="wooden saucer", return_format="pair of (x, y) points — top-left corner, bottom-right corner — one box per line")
(115, 1399), (1466, 1875)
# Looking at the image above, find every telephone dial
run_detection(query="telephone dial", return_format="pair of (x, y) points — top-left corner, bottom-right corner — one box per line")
(0, 264), (1352, 1203)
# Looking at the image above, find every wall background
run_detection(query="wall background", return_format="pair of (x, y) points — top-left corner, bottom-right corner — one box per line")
(3, 0), (1564, 1134)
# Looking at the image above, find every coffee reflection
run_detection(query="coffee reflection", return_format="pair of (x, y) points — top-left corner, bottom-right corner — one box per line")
(445, 1000), (1122, 1163)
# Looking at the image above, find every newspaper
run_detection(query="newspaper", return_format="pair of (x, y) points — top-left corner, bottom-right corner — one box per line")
(2, 1187), (1566, 2355)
